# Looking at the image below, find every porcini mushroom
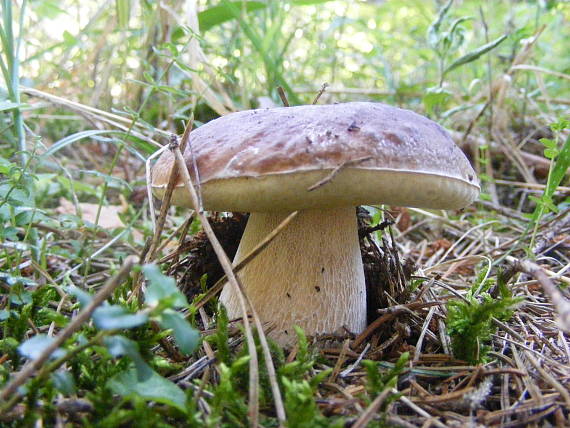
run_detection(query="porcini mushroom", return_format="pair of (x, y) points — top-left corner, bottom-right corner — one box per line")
(151, 102), (479, 345)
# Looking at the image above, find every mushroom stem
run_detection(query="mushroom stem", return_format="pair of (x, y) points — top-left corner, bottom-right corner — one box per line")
(219, 207), (367, 345)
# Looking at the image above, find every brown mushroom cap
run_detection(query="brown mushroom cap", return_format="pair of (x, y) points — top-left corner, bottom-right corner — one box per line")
(152, 102), (479, 212)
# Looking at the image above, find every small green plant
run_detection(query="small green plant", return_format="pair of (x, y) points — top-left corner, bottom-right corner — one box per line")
(362, 352), (409, 400)
(0, 153), (41, 255)
(0, 0), (27, 164)
(423, 0), (507, 115)
(208, 356), (251, 426)
(278, 327), (335, 428)
(359, 353), (409, 427)
(446, 267), (520, 364)
(528, 118), (570, 251)
(281, 376), (342, 428)
(209, 304), (232, 366)
(277, 326), (314, 382)
(1, 264), (200, 417)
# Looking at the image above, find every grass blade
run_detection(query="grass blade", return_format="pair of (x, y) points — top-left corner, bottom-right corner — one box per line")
(42, 130), (127, 157)
(199, 1), (266, 32)
(444, 34), (507, 76)
(220, 0), (301, 104)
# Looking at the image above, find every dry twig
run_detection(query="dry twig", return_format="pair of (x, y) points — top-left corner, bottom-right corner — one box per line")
(171, 139), (286, 426)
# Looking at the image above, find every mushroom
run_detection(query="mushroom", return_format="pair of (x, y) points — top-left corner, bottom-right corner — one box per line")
(151, 102), (479, 345)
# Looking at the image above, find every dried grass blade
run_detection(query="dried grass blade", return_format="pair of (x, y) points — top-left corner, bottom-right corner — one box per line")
(171, 138), (286, 426)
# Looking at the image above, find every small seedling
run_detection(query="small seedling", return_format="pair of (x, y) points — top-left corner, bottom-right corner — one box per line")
(446, 267), (520, 364)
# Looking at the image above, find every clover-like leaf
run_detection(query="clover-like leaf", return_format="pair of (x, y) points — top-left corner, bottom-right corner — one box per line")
(18, 334), (66, 361)
(93, 305), (148, 330)
(143, 264), (188, 308)
(158, 309), (200, 355)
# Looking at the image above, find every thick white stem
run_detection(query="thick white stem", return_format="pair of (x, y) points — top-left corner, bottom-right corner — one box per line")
(219, 207), (367, 345)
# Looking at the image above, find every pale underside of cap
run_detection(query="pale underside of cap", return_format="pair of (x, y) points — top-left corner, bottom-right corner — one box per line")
(152, 102), (480, 212)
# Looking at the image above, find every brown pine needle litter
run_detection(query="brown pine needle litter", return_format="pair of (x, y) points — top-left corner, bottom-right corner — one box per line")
(148, 202), (569, 427)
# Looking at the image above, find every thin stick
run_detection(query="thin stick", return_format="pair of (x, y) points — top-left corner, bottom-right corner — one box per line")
(397, 395), (448, 428)
(277, 86), (289, 107)
(413, 306), (437, 363)
(156, 213), (195, 256)
(132, 121), (196, 302)
(493, 179), (570, 193)
(308, 156), (372, 191)
(351, 388), (394, 428)
(352, 302), (439, 349)
(510, 64), (570, 80)
(170, 147), (259, 426)
(524, 350), (570, 408)
(149, 120), (194, 261)
(509, 257), (570, 334)
(312, 82), (329, 104)
(0, 255), (138, 404)
(171, 143), (286, 426)
(21, 86), (167, 143)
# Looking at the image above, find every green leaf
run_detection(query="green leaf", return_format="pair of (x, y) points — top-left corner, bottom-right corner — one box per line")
(143, 264), (188, 308)
(56, 175), (99, 197)
(37, 308), (68, 328)
(292, 0), (334, 5)
(440, 16), (471, 53)
(547, 135), (570, 197)
(34, 0), (68, 19)
(78, 169), (132, 190)
(116, 0), (130, 28)
(541, 196), (559, 213)
(544, 148), (559, 160)
(62, 30), (76, 47)
(444, 34), (508, 75)
(530, 194), (558, 214)
(18, 335), (66, 360)
(282, 377), (325, 427)
(10, 290), (33, 305)
(198, 0), (334, 32)
(447, 16), (472, 38)
(92, 305), (148, 330)
(104, 335), (147, 373)
(540, 138), (557, 149)
(550, 118), (569, 132)
(42, 130), (126, 158)
(104, 335), (140, 359)
(51, 370), (76, 395)
(66, 286), (93, 308)
(158, 309), (200, 355)
(0, 100), (21, 111)
(447, 293), (519, 364)
(0, 272), (36, 287)
(528, 195), (542, 205)
(107, 364), (187, 413)
(427, 0), (453, 48)
(423, 86), (452, 115)
(199, 1), (266, 32)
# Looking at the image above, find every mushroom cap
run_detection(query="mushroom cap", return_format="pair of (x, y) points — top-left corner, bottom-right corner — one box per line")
(152, 102), (480, 212)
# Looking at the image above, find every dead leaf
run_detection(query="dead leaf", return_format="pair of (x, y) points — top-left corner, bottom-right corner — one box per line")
(56, 198), (125, 230)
